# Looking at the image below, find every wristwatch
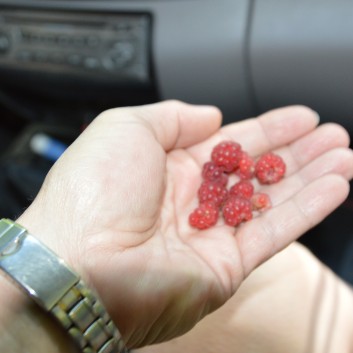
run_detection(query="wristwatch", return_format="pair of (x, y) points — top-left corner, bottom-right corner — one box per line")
(0, 218), (129, 353)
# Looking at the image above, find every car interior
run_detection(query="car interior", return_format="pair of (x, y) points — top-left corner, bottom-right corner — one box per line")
(0, 0), (353, 286)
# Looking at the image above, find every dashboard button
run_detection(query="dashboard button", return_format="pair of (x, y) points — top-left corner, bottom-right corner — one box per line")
(111, 41), (135, 68)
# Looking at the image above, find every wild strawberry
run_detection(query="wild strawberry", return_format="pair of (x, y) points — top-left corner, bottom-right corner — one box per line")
(251, 193), (272, 212)
(222, 196), (253, 227)
(211, 140), (242, 173)
(189, 202), (219, 230)
(255, 152), (286, 184)
(189, 141), (285, 230)
(229, 180), (254, 199)
(202, 161), (228, 186)
(235, 151), (255, 180)
(198, 180), (228, 207)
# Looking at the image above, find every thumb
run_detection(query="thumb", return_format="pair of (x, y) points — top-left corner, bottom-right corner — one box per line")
(99, 100), (223, 152)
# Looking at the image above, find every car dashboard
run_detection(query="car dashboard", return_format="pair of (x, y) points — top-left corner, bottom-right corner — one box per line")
(0, 1), (352, 124)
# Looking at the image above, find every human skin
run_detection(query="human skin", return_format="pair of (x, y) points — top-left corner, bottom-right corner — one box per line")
(137, 242), (353, 353)
(0, 101), (352, 351)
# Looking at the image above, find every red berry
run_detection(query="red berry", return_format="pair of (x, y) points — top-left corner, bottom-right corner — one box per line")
(251, 193), (272, 212)
(189, 202), (219, 230)
(222, 196), (253, 227)
(198, 180), (228, 207)
(202, 161), (228, 186)
(235, 151), (255, 180)
(229, 180), (254, 199)
(255, 152), (286, 184)
(211, 141), (242, 173)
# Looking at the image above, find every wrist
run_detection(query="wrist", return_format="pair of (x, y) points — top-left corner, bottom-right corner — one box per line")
(0, 271), (25, 330)
(320, 268), (353, 353)
(16, 200), (86, 282)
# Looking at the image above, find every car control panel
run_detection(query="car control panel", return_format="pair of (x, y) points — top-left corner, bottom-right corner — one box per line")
(0, 9), (152, 84)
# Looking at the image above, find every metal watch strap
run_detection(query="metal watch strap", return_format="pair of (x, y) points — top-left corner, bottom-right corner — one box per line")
(0, 218), (129, 353)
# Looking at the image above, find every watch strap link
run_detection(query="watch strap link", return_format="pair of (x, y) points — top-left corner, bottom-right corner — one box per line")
(51, 280), (129, 353)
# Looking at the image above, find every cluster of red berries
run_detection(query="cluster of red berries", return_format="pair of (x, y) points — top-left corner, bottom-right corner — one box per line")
(189, 141), (286, 230)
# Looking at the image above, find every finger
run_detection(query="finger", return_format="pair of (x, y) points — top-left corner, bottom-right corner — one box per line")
(174, 123), (352, 222)
(275, 122), (350, 176)
(237, 174), (350, 276)
(187, 105), (320, 164)
(225, 105), (320, 155)
(260, 148), (353, 205)
(130, 100), (222, 151)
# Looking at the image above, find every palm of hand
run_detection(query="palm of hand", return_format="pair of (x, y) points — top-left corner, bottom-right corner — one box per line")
(20, 102), (353, 348)
(60, 120), (243, 346)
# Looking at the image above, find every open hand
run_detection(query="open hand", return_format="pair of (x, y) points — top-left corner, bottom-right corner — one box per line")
(17, 101), (353, 347)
